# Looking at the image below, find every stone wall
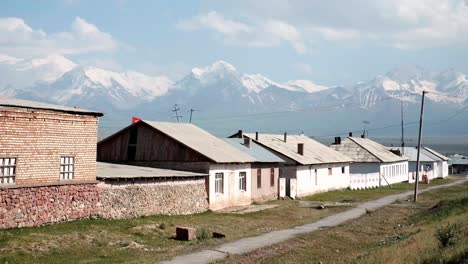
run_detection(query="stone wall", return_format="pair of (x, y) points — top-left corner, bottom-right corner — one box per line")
(98, 179), (208, 219)
(0, 183), (99, 229)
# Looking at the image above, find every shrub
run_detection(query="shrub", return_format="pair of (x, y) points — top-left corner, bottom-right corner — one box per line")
(435, 222), (462, 248)
(197, 227), (210, 240)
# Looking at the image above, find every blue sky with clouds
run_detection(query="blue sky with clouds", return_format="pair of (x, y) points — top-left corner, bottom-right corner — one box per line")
(1, 0), (468, 85)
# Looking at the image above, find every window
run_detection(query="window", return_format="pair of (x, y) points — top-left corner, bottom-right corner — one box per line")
(315, 169), (318, 185)
(0, 158), (16, 185)
(341, 166), (345, 174)
(60, 157), (74, 180)
(239, 172), (247, 191)
(257, 169), (262, 188)
(270, 168), (275, 187)
(328, 168), (332, 176)
(215, 173), (224, 194)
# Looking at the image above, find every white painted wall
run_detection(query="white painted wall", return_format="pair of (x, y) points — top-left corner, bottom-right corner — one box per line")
(295, 164), (350, 197)
(208, 163), (252, 210)
(408, 161), (438, 183)
(350, 161), (409, 189)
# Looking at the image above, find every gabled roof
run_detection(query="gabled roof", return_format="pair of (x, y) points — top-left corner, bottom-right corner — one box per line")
(97, 162), (207, 179)
(223, 138), (285, 163)
(423, 147), (450, 161)
(143, 121), (255, 163)
(0, 97), (103, 116)
(448, 157), (468, 165)
(331, 137), (407, 163)
(241, 133), (352, 165)
(387, 147), (436, 162)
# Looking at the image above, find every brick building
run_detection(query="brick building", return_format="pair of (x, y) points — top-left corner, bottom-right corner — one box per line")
(0, 98), (103, 228)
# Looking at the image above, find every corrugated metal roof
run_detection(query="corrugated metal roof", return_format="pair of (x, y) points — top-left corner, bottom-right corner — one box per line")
(243, 133), (352, 165)
(223, 138), (285, 163)
(332, 137), (407, 163)
(97, 162), (207, 179)
(387, 147), (435, 162)
(143, 121), (255, 163)
(448, 157), (468, 165)
(423, 147), (450, 161)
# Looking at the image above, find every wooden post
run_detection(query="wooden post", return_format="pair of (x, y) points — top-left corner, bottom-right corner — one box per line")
(414, 91), (426, 202)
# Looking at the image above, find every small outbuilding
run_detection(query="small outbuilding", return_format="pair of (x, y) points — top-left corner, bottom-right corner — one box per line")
(97, 162), (208, 218)
(330, 136), (408, 189)
(448, 155), (468, 174)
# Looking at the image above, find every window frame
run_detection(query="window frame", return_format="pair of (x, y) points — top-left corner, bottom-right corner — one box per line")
(60, 156), (75, 180)
(215, 172), (224, 194)
(239, 171), (247, 192)
(0, 157), (17, 185)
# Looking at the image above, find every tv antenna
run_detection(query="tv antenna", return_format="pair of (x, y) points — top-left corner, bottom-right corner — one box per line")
(172, 104), (182, 123)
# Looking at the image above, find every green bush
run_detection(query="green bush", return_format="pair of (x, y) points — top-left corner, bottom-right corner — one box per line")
(197, 227), (210, 240)
(435, 222), (462, 248)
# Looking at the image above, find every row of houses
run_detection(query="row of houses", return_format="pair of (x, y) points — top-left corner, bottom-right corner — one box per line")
(0, 97), (451, 228)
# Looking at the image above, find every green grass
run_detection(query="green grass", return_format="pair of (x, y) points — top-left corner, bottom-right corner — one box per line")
(0, 199), (347, 264)
(220, 181), (468, 264)
(303, 176), (458, 203)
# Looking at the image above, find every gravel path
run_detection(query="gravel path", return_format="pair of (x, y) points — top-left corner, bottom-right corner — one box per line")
(159, 177), (468, 264)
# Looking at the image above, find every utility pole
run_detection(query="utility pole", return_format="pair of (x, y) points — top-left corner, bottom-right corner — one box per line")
(172, 104), (182, 123)
(188, 108), (198, 123)
(400, 87), (405, 156)
(414, 90), (426, 202)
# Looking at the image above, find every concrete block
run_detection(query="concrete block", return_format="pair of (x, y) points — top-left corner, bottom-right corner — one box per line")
(176, 226), (197, 241)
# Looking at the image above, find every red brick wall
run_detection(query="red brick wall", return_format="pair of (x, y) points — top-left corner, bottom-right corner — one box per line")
(0, 106), (99, 186)
(0, 183), (99, 229)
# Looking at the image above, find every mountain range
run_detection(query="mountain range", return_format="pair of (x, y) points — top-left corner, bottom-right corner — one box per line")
(0, 54), (467, 138)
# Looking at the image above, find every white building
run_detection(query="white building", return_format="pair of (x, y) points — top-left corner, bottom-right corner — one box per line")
(330, 136), (408, 189)
(387, 147), (449, 182)
(233, 132), (352, 198)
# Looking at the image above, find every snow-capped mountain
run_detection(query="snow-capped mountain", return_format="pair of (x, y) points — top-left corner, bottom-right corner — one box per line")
(0, 54), (172, 110)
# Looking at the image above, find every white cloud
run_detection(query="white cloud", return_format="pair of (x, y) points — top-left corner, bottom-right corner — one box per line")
(177, 11), (251, 35)
(177, 11), (307, 53)
(0, 16), (118, 57)
(202, 0), (468, 49)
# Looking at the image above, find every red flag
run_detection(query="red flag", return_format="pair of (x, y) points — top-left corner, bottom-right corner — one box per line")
(132, 116), (141, 124)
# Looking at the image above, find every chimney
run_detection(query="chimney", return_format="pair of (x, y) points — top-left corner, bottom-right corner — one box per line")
(237, 130), (243, 138)
(361, 134), (365, 138)
(255, 131), (259, 141)
(243, 137), (251, 148)
(298, 143), (304, 155)
(349, 132), (353, 137)
(334, 136), (341, 145)
(284, 132), (287, 142)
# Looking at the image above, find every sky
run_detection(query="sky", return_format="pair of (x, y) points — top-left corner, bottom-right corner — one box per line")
(1, 0), (468, 86)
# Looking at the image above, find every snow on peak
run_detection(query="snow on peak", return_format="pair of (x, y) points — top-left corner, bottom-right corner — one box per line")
(79, 66), (172, 98)
(241, 74), (276, 93)
(191, 60), (237, 78)
(285, 80), (329, 93)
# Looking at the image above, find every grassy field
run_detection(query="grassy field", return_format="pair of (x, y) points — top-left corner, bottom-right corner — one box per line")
(303, 177), (458, 203)
(0, 176), (461, 264)
(221, 179), (468, 264)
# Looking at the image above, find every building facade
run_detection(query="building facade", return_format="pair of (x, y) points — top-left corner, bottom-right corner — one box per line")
(0, 98), (102, 229)
(97, 120), (255, 210)
(331, 136), (408, 189)
(231, 132), (352, 198)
